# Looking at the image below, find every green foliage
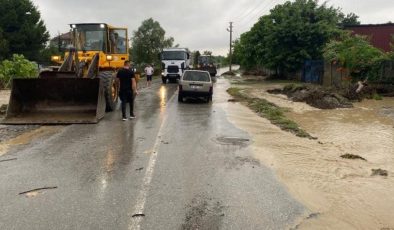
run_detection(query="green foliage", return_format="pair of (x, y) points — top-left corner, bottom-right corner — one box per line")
(323, 32), (387, 81)
(0, 0), (49, 61)
(193, 50), (201, 68)
(37, 44), (61, 64)
(371, 93), (383, 100)
(339, 12), (361, 26)
(0, 54), (38, 89)
(234, 0), (353, 75)
(131, 18), (174, 66)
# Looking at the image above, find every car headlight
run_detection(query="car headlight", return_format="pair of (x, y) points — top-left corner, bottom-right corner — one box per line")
(106, 55), (113, 61)
(51, 55), (61, 62)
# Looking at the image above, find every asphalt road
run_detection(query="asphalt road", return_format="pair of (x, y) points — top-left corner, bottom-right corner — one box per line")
(0, 69), (304, 230)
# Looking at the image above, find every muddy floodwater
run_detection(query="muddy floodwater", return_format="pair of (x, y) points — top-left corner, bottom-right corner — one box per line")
(222, 79), (394, 229)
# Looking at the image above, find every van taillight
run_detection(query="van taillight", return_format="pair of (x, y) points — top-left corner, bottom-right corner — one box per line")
(209, 86), (213, 93)
(179, 85), (183, 91)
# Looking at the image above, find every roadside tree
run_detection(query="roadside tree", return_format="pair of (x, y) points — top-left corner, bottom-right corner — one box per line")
(0, 0), (49, 61)
(193, 50), (201, 68)
(235, 0), (358, 76)
(131, 18), (174, 67)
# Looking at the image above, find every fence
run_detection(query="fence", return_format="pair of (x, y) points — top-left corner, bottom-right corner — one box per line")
(378, 61), (394, 84)
(321, 61), (394, 87)
(302, 60), (324, 84)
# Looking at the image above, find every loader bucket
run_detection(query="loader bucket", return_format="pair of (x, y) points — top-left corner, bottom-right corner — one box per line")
(1, 78), (106, 124)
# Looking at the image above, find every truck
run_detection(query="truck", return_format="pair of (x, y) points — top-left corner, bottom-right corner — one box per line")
(197, 55), (217, 77)
(160, 48), (191, 83)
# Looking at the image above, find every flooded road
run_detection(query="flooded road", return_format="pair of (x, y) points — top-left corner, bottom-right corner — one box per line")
(226, 80), (394, 229)
(0, 71), (304, 229)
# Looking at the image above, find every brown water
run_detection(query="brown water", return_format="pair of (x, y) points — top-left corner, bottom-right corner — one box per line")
(219, 79), (394, 229)
(0, 126), (62, 156)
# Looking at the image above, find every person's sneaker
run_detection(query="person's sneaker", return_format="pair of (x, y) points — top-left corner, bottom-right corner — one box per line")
(129, 115), (136, 119)
(122, 118), (127, 121)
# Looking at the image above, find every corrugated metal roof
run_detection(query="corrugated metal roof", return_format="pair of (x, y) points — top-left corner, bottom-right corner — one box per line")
(344, 23), (394, 52)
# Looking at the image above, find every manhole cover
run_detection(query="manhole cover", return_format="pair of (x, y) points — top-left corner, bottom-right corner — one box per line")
(213, 136), (250, 146)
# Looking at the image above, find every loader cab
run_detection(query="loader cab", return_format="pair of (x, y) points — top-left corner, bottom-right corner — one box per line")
(71, 23), (128, 54)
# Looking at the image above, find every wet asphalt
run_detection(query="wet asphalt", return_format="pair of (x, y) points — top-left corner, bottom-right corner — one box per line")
(0, 69), (304, 230)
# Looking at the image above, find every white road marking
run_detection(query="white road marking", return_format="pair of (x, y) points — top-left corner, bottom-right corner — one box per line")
(129, 91), (176, 230)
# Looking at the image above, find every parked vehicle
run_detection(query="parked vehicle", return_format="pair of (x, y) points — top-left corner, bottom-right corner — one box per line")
(160, 48), (191, 83)
(178, 70), (213, 103)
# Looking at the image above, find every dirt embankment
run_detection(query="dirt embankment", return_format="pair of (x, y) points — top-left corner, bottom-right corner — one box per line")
(269, 84), (353, 109)
(269, 83), (394, 110)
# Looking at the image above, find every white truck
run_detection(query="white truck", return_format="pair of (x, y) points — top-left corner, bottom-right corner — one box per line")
(160, 48), (191, 83)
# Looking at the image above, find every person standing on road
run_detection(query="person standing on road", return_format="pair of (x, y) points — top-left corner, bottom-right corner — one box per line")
(116, 60), (138, 121)
(144, 64), (154, 88)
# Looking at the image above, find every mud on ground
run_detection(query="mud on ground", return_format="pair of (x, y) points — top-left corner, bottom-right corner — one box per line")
(224, 76), (394, 229)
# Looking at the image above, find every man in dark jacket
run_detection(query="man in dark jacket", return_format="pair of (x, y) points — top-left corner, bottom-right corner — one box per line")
(116, 60), (138, 121)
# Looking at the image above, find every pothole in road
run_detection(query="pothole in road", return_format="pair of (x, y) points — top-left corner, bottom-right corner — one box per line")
(213, 136), (250, 147)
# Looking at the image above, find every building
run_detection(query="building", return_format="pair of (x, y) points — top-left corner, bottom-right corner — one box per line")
(50, 32), (72, 49)
(344, 23), (394, 52)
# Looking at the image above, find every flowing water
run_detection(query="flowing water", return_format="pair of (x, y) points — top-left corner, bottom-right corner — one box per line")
(219, 79), (394, 229)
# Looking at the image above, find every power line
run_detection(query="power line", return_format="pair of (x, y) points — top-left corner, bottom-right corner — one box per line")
(237, 0), (271, 24)
(232, 0), (263, 22)
(237, 0), (277, 29)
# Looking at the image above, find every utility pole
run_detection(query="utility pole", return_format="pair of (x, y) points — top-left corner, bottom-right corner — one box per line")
(227, 22), (233, 72)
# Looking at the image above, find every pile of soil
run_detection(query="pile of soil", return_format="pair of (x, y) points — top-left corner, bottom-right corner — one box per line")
(221, 71), (236, 76)
(269, 84), (353, 109)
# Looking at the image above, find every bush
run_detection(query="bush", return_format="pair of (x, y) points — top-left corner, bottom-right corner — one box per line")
(324, 33), (387, 81)
(0, 54), (38, 89)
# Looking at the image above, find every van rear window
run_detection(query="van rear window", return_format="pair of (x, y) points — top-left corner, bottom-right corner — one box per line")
(183, 72), (210, 82)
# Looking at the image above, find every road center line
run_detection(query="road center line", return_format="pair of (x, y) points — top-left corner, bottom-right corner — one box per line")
(129, 91), (176, 230)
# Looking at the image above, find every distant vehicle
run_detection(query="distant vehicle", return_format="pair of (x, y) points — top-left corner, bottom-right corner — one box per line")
(197, 55), (217, 77)
(178, 70), (213, 103)
(160, 48), (191, 84)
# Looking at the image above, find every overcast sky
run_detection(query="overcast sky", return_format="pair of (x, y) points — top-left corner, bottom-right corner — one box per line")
(32, 0), (394, 56)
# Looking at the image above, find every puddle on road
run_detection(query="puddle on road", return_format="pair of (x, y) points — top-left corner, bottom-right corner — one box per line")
(213, 136), (250, 147)
(0, 126), (63, 156)
(218, 79), (394, 229)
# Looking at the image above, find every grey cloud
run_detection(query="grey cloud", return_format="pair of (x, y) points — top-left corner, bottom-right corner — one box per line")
(32, 0), (394, 55)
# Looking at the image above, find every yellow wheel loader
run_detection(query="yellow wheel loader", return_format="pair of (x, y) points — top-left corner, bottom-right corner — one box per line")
(2, 23), (129, 124)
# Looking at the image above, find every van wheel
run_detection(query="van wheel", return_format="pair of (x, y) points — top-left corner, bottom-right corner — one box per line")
(162, 77), (167, 84)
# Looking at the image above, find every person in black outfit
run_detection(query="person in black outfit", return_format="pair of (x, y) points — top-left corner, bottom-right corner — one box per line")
(116, 60), (138, 120)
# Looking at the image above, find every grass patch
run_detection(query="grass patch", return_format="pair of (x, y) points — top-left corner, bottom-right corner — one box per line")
(283, 83), (306, 92)
(372, 93), (383, 100)
(340, 153), (367, 161)
(226, 87), (248, 100)
(227, 87), (313, 139)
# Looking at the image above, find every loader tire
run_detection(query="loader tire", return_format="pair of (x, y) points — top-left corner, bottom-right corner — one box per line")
(98, 71), (118, 112)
